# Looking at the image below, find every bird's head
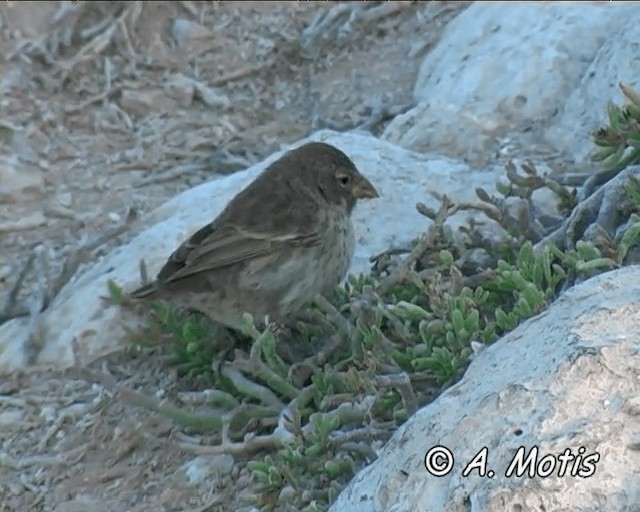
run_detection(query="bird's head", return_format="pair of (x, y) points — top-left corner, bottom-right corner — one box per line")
(297, 142), (379, 214)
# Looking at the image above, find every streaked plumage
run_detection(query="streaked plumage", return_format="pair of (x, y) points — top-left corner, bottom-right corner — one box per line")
(129, 142), (378, 329)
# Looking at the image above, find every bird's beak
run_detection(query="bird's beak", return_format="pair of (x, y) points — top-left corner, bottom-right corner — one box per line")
(352, 175), (379, 200)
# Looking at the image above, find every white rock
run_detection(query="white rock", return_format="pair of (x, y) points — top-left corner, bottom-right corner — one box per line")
(384, 2), (640, 165)
(171, 19), (213, 48)
(0, 210), (47, 232)
(545, 20), (640, 163)
(164, 73), (196, 108)
(0, 265), (12, 281)
(164, 73), (230, 109)
(0, 154), (45, 202)
(331, 266), (640, 512)
(179, 454), (235, 485)
(0, 130), (511, 373)
(0, 409), (24, 425)
(57, 191), (73, 208)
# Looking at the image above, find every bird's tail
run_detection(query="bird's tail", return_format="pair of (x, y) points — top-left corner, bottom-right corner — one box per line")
(128, 281), (159, 299)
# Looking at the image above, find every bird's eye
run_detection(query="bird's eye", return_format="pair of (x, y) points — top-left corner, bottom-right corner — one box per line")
(337, 174), (351, 186)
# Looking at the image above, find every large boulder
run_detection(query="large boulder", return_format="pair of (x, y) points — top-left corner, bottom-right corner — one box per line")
(331, 265), (640, 512)
(383, 2), (640, 166)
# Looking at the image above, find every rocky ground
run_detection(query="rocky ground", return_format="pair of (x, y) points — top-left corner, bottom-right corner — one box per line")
(0, 2), (470, 511)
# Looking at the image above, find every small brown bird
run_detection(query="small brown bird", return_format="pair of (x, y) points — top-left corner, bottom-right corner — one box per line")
(129, 142), (379, 329)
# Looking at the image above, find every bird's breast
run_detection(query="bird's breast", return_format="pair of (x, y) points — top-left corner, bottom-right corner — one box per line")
(319, 208), (355, 286)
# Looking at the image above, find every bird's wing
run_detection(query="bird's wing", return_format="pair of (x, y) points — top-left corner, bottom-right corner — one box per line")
(159, 221), (321, 283)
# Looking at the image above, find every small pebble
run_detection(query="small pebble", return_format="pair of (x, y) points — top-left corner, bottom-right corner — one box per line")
(8, 482), (23, 496)
(172, 19), (212, 47)
(0, 410), (24, 425)
(0, 265), (11, 280)
(57, 192), (73, 208)
(40, 405), (56, 422)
